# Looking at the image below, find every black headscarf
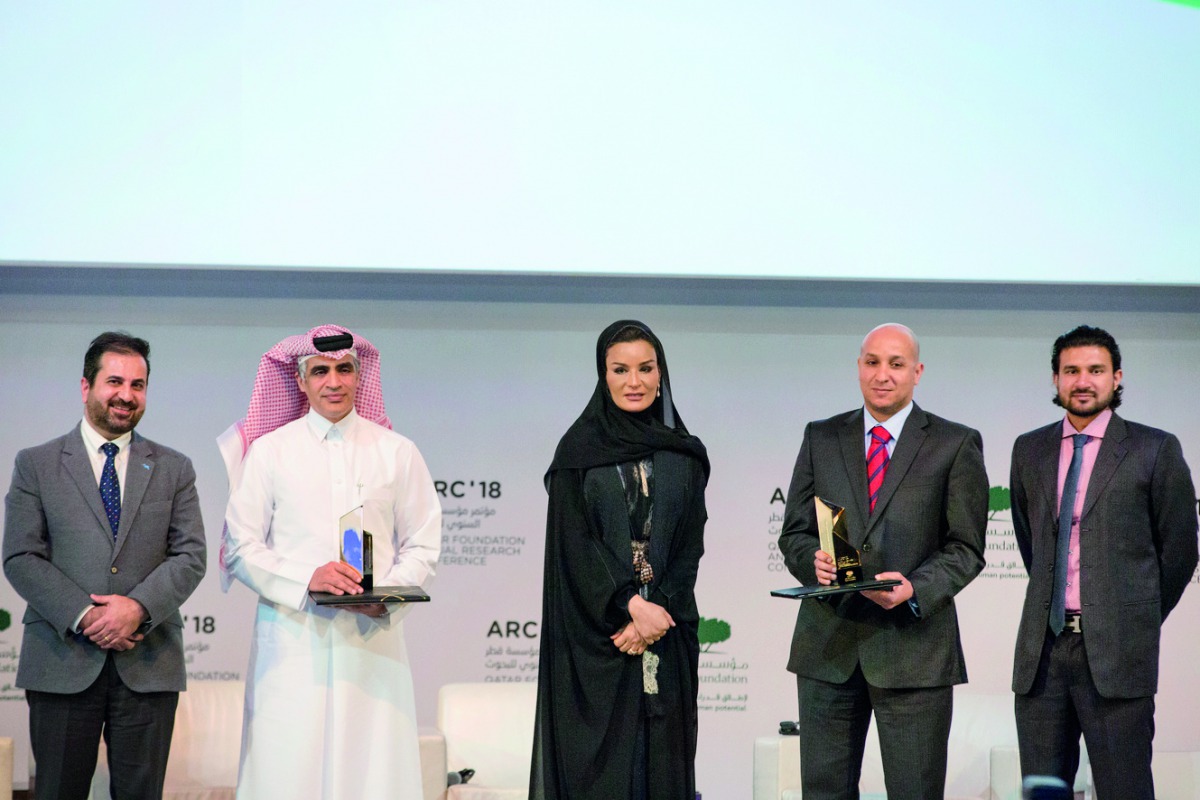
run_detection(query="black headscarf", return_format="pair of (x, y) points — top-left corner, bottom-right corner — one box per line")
(546, 320), (710, 483)
(532, 320), (708, 800)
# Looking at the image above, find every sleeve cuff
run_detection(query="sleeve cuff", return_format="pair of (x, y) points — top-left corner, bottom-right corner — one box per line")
(72, 604), (95, 634)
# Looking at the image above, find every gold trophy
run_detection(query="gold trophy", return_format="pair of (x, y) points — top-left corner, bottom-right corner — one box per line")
(816, 497), (862, 584)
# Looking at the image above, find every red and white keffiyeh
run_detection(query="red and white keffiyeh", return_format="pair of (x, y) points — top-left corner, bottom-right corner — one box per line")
(217, 322), (393, 473)
(236, 323), (391, 453)
(217, 324), (392, 589)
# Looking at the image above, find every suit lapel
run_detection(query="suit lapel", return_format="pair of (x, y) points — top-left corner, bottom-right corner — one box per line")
(1031, 423), (1063, 521)
(838, 412), (870, 546)
(1081, 414), (1127, 520)
(115, 434), (154, 556)
(61, 425), (117, 545)
(866, 405), (929, 536)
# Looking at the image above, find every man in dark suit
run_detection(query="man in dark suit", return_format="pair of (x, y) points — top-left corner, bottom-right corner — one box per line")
(3, 331), (206, 800)
(1010, 325), (1198, 799)
(779, 323), (989, 800)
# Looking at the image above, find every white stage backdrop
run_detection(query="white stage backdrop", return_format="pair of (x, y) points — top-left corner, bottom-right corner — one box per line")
(1, 294), (1198, 797)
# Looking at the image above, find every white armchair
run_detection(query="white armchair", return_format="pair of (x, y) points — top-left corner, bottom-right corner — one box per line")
(436, 682), (537, 800)
(1, 736), (13, 800)
(84, 680), (445, 800)
(89, 680), (243, 800)
(753, 691), (1040, 800)
(989, 746), (1087, 800)
(753, 731), (802, 800)
(1144, 751), (1200, 800)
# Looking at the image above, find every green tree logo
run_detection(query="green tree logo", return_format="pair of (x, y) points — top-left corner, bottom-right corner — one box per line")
(988, 486), (1011, 520)
(697, 617), (731, 652)
(0, 608), (10, 632)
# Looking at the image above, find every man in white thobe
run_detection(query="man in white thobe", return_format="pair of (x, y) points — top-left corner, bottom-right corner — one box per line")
(220, 325), (441, 800)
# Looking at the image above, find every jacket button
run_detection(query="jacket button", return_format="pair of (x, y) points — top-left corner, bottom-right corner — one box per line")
(862, 544), (872, 552)
(111, 567), (118, 574)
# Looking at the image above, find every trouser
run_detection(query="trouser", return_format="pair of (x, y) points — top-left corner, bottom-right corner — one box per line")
(27, 655), (178, 800)
(1015, 630), (1155, 800)
(797, 666), (952, 800)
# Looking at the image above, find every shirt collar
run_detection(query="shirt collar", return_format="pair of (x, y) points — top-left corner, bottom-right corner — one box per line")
(863, 401), (913, 442)
(1061, 407), (1113, 440)
(306, 407), (360, 440)
(80, 417), (133, 454)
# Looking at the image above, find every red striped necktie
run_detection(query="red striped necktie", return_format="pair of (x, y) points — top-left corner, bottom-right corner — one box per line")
(867, 425), (891, 512)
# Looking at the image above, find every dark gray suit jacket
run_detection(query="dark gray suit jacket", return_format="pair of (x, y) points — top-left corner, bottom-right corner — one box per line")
(779, 404), (989, 689)
(1010, 413), (1198, 699)
(3, 424), (206, 693)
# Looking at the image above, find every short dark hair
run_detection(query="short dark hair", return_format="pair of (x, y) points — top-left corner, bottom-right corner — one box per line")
(83, 331), (151, 386)
(1051, 325), (1122, 409)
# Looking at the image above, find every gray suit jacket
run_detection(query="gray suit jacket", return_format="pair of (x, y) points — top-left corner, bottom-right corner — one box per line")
(3, 424), (206, 693)
(1010, 413), (1198, 698)
(779, 404), (989, 689)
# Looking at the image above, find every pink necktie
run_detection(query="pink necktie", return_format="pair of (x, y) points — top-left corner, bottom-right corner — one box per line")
(867, 426), (891, 513)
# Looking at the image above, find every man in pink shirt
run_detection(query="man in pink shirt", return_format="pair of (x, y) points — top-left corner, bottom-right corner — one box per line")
(1009, 325), (1198, 800)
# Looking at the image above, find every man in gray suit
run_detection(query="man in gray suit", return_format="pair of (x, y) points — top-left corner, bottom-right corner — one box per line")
(3, 331), (206, 800)
(1010, 325), (1198, 799)
(779, 323), (988, 800)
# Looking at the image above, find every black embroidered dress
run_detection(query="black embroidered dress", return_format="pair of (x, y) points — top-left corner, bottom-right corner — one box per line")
(530, 321), (709, 800)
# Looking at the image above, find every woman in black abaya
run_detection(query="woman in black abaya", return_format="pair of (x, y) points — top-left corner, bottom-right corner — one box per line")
(530, 320), (710, 800)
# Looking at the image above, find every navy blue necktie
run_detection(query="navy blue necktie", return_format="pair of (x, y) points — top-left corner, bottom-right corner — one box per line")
(99, 442), (121, 540)
(1050, 433), (1088, 635)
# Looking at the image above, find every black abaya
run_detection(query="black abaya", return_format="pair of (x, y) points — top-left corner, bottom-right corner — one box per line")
(530, 321), (709, 800)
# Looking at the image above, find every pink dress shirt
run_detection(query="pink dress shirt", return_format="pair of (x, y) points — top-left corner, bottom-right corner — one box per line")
(1057, 407), (1113, 613)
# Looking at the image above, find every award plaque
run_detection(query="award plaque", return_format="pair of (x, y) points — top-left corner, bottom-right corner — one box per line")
(770, 579), (901, 600)
(309, 585), (431, 606)
(339, 506), (373, 592)
(770, 496), (900, 601)
(816, 496), (862, 584)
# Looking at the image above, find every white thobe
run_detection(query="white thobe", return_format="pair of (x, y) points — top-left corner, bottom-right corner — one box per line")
(223, 409), (442, 800)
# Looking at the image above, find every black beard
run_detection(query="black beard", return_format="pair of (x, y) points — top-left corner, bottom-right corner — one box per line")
(1060, 391), (1109, 417)
(88, 402), (142, 436)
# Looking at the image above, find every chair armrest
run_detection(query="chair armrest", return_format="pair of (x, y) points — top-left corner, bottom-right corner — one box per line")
(753, 735), (800, 800)
(1152, 751), (1200, 800)
(0, 737), (13, 800)
(419, 727), (447, 800)
(989, 745), (1023, 800)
